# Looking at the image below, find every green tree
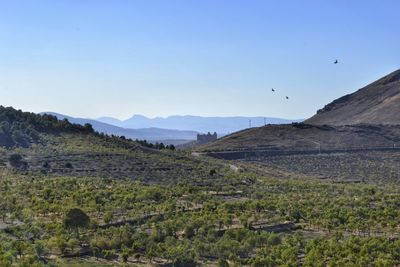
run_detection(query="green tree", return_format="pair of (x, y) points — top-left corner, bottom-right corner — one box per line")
(64, 208), (90, 236)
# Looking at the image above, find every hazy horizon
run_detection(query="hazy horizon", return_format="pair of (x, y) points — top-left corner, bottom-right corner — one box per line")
(1, 1), (399, 119)
(41, 110), (303, 122)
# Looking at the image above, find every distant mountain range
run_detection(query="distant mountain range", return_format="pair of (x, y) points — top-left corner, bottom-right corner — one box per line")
(40, 112), (198, 144)
(97, 115), (303, 134)
(40, 112), (302, 144)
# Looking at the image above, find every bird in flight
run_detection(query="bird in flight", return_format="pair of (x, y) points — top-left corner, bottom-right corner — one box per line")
(334, 59), (338, 64)
(285, 96), (289, 100)
(271, 88), (275, 92)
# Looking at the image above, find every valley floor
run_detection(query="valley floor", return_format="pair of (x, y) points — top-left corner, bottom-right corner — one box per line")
(1, 163), (400, 266)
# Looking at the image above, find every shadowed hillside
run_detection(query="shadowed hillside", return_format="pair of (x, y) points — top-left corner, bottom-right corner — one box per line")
(196, 123), (400, 183)
(198, 123), (400, 153)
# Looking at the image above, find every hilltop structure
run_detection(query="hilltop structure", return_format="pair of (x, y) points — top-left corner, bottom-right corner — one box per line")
(197, 132), (217, 144)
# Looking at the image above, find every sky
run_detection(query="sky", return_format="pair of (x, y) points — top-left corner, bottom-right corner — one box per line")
(0, 0), (399, 120)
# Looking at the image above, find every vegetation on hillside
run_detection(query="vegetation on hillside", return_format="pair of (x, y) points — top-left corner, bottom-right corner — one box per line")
(1, 105), (400, 266)
(0, 106), (94, 148)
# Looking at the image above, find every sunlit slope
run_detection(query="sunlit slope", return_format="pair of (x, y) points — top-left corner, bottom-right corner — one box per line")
(307, 69), (400, 125)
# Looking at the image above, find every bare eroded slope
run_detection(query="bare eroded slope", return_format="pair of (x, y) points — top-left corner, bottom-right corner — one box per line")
(306, 69), (400, 125)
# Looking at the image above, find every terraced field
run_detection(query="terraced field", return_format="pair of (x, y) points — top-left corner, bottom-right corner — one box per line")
(0, 133), (232, 186)
(238, 150), (400, 183)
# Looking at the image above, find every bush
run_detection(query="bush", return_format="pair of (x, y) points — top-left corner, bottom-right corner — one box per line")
(8, 154), (28, 169)
(218, 259), (229, 267)
(65, 162), (73, 169)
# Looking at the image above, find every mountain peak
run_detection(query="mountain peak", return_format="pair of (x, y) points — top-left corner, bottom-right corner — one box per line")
(131, 114), (148, 118)
(306, 69), (400, 125)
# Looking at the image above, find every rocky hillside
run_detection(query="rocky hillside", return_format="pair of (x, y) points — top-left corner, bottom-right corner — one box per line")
(194, 70), (400, 183)
(197, 69), (400, 154)
(306, 69), (400, 125)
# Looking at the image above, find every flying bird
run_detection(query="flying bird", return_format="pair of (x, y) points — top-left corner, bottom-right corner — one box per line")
(271, 88), (275, 92)
(285, 96), (289, 99)
(334, 59), (338, 64)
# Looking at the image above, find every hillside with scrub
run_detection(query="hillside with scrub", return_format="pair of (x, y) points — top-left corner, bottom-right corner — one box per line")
(0, 106), (400, 266)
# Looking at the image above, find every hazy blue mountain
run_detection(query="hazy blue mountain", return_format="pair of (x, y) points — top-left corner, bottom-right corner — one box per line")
(95, 116), (124, 126)
(97, 115), (303, 134)
(40, 112), (198, 143)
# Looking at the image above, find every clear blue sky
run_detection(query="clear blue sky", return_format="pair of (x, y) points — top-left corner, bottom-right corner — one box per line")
(0, 0), (399, 119)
